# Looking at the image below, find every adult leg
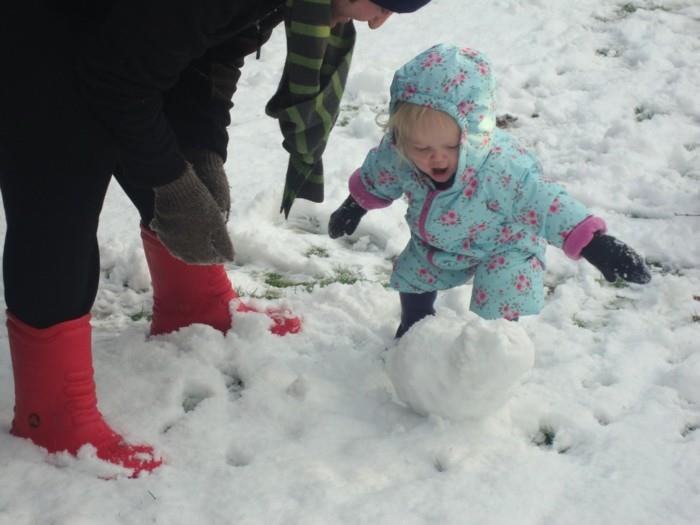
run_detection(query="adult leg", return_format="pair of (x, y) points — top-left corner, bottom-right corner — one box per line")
(0, 4), (160, 475)
(0, 2), (116, 327)
(115, 176), (301, 336)
(0, 169), (161, 476)
(0, 170), (108, 327)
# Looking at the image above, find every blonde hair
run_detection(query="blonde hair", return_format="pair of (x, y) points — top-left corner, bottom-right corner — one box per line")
(379, 102), (459, 157)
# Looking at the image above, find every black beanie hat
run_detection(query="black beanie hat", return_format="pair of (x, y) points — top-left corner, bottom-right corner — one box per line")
(372, 0), (432, 13)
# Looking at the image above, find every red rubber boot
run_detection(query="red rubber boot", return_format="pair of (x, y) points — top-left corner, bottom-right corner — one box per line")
(8, 313), (161, 477)
(141, 226), (301, 336)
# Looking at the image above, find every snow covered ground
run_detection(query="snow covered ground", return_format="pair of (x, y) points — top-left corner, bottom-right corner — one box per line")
(1, 1), (699, 523)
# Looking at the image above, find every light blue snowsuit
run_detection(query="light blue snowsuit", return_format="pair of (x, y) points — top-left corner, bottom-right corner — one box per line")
(349, 44), (599, 320)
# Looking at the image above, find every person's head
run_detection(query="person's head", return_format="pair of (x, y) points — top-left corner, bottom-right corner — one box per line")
(388, 44), (498, 183)
(387, 103), (461, 184)
(330, 0), (432, 29)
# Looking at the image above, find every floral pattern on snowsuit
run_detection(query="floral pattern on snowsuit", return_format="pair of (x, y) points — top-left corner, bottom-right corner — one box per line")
(349, 44), (593, 320)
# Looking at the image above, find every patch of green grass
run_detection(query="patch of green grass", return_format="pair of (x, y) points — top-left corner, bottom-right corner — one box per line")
(256, 266), (365, 295)
(234, 286), (282, 300)
(318, 266), (362, 287)
(619, 3), (670, 16)
(130, 309), (152, 322)
(595, 276), (630, 289)
(305, 245), (330, 258)
(264, 272), (299, 289)
(612, 277), (630, 289)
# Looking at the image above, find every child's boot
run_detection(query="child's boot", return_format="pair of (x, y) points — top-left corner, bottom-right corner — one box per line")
(141, 226), (301, 336)
(8, 313), (161, 476)
(395, 291), (437, 338)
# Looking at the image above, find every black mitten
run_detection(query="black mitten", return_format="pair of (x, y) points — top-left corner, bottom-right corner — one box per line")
(581, 233), (651, 284)
(328, 195), (367, 239)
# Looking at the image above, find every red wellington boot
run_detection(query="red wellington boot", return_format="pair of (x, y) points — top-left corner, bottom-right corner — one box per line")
(141, 226), (301, 336)
(8, 313), (161, 476)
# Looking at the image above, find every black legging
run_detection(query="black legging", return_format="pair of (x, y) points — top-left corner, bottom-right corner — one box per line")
(395, 291), (437, 338)
(0, 7), (157, 328)
(0, 161), (157, 329)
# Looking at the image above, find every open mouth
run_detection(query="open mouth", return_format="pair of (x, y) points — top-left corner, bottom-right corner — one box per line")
(431, 168), (450, 178)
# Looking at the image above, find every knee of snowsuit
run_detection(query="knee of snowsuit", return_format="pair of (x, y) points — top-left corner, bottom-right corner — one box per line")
(469, 252), (545, 320)
(390, 238), (545, 321)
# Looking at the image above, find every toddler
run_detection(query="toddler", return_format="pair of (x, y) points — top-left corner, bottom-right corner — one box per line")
(329, 44), (650, 337)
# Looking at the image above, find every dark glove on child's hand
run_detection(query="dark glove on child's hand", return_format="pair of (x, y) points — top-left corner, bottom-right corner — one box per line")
(183, 148), (231, 220)
(581, 233), (651, 284)
(328, 195), (367, 239)
(150, 163), (235, 264)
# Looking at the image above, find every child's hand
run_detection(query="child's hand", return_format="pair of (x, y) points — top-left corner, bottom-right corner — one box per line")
(328, 195), (367, 239)
(581, 233), (651, 284)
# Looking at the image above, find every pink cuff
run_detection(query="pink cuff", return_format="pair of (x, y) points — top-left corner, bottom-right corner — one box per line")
(349, 169), (393, 210)
(563, 216), (607, 260)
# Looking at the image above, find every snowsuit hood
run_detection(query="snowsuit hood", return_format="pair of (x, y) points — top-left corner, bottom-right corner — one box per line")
(389, 43), (497, 180)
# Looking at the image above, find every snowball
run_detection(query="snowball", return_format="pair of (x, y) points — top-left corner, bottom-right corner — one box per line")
(386, 313), (534, 420)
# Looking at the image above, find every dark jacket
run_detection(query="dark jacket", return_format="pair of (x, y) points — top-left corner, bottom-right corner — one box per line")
(73, 0), (285, 187)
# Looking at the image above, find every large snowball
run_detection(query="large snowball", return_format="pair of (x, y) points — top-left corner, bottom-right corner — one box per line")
(386, 313), (535, 420)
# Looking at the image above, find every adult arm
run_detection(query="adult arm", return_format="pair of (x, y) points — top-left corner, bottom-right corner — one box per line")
(77, 0), (240, 187)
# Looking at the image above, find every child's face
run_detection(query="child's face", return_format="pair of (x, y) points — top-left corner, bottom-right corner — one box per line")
(404, 116), (461, 185)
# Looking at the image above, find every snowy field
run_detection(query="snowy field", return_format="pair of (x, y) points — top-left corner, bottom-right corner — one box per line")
(1, 0), (699, 523)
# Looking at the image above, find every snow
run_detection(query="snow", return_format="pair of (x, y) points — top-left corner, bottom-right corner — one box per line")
(387, 314), (535, 420)
(1, 0), (699, 523)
